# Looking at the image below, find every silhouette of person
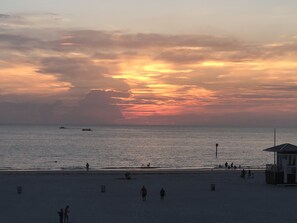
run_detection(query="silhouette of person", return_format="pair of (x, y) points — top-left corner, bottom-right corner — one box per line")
(160, 188), (166, 200)
(225, 162), (228, 168)
(64, 205), (70, 223)
(140, 186), (147, 201)
(57, 208), (63, 223)
(86, 163), (89, 171)
(231, 162), (234, 168)
(125, 172), (131, 180)
(240, 169), (246, 178)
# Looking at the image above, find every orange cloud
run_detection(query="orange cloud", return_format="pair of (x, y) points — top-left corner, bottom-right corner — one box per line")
(0, 62), (71, 96)
(2, 26), (297, 126)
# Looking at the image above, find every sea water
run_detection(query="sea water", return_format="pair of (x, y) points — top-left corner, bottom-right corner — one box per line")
(0, 125), (296, 170)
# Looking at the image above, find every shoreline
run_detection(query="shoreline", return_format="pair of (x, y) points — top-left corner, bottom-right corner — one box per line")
(0, 167), (265, 175)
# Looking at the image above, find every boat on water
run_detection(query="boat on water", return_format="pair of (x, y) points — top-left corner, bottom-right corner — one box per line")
(59, 126), (66, 129)
(82, 128), (92, 131)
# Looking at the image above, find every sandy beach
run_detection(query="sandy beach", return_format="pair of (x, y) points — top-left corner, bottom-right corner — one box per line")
(0, 169), (295, 223)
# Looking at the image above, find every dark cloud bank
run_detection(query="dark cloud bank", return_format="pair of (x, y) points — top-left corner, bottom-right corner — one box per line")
(0, 91), (124, 125)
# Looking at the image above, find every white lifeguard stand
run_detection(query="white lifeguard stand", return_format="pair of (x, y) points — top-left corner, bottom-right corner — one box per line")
(264, 143), (297, 184)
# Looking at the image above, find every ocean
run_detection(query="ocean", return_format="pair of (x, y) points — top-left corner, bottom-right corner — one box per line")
(0, 125), (296, 170)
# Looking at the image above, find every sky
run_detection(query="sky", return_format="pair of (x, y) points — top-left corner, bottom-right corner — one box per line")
(1, 0), (297, 126)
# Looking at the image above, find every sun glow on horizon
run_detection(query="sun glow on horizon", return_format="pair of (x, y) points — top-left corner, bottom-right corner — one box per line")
(108, 57), (222, 119)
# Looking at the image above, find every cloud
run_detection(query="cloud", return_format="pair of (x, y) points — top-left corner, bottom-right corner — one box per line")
(0, 102), (56, 124)
(0, 90), (127, 125)
(38, 57), (130, 95)
(0, 14), (11, 19)
(51, 30), (245, 53)
(0, 33), (43, 51)
(1, 13), (297, 126)
(0, 14), (23, 26)
(0, 13), (64, 29)
(59, 90), (126, 125)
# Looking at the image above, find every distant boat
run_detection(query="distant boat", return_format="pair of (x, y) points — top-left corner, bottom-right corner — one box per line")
(59, 126), (66, 129)
(82, 128), (92, 131)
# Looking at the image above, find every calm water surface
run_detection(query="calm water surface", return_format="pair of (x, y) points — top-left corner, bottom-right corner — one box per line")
(0, 125), (296, 170)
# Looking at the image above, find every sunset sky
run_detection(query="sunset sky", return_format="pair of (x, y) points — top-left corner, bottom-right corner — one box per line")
(1, 0), (297, 126)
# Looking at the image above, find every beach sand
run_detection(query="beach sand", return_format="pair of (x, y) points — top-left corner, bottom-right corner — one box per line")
(0, 169), (294, 223)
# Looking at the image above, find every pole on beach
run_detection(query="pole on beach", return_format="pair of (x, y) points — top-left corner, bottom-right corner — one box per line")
(274, 128), (276, 147)
(215, 143), (218, 158)
(273, 128), (276, 184)
(274, 128), (276, 164)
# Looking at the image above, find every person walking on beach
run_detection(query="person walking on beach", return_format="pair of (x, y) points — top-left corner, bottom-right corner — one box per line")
(57, 208), (63, 223)
(86, 163), (89, 171)
(140, 186), (147, 201)
(64, 205), (70, 223)
(240, 169), (246, 179)
(160, 188), (166, 201)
